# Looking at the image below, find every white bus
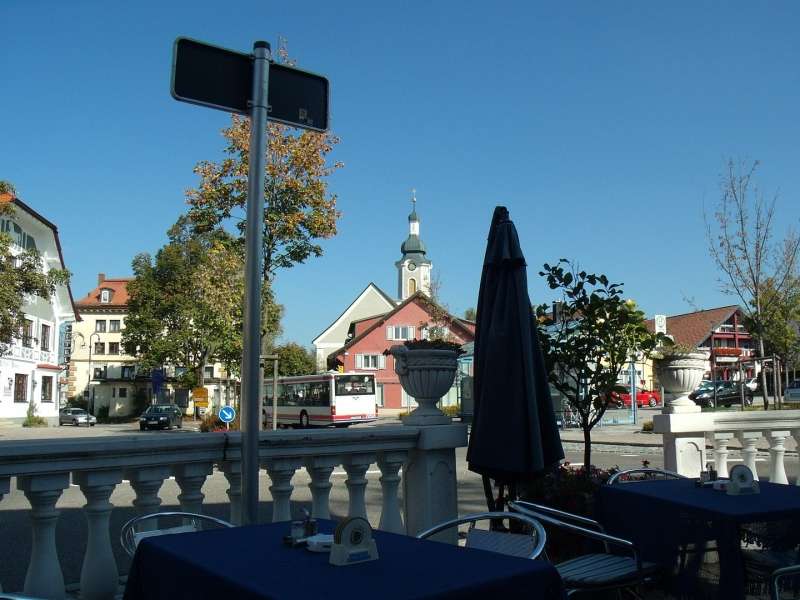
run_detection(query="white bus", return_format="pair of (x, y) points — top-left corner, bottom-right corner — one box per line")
(262, 372), (378, 429)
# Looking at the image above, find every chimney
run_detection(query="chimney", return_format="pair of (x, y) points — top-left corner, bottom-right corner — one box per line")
(98, 273), (106, 285)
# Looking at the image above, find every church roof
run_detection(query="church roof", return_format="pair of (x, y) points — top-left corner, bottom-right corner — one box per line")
(400, 234), (426, 256)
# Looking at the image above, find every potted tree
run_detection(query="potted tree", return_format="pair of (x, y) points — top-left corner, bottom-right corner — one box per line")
(390, 339), (463, 425)
(652, 343), (709, 413)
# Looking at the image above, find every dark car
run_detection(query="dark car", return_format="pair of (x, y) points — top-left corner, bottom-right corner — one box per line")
(139, 405), (183, 430)
(689, 380), (753, 408)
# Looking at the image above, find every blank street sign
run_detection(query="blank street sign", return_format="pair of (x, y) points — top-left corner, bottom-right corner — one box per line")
(171, 37), (329, 131)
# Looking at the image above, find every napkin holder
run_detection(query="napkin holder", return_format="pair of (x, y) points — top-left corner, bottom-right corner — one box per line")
(727, 464), (760, 495)
(329, 517), (379, 566)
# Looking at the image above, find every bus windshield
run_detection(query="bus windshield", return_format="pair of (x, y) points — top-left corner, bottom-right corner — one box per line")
(335, 375), (375, 396)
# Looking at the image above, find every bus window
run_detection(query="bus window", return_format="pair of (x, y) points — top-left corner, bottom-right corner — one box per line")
(335, 375), (375, 395)
(309, 381), (330, 406)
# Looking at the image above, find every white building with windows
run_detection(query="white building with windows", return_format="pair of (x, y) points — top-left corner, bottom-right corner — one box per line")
(0, 193), (77, 425)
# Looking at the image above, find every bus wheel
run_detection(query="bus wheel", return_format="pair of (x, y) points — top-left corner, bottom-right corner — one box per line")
(299, 411), (309, 428)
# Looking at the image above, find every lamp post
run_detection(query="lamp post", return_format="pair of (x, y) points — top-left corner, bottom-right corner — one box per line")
(88, 332), (100, 414)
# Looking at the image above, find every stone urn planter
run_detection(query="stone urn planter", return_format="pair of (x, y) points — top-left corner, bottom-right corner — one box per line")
(653, 351), (709, 414)
(390, 344), (458, 425)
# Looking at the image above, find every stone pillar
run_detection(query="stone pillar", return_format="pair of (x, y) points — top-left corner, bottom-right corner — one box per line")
(767, 430), (790, 485)
(654, 413), (712, 478)
(221, 461), (243, 526)
(125, 465), (171, 531)
(793, 429), (800, 486)
(377, 450), (407, 534)
(18, 473), (70, 600)
(711, 432), (734, 478)
(737, 431), (762, 481)
(173, 462), (213, 514)
(343, 453), (376, 520)
(73, 469), (123, 600)
(305, 456), (340, 519)
(264, 458), (301, 522)
(403, 424), (467, 542)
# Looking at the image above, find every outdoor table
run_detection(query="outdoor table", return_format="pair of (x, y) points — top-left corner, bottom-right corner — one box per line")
(596, 479), (800, 600)
(123, 519), (565, 600)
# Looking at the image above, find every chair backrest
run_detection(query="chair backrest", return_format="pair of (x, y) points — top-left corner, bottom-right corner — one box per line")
(416, 511), (547, 560)
(120, 511), (235, 557)
(771, 564), (800, 600)
(607, 468), (687, 485)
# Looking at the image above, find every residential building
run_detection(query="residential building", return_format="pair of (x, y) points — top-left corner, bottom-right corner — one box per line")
(0, 192), (77, 424)
(646, 305), (756, 383)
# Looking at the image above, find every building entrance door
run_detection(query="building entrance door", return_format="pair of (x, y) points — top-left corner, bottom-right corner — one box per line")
(14, 373), (28, 403)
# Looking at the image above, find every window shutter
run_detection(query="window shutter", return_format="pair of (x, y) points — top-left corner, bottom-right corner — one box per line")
(356, 354), (363, 369)
(409, 326), (415, 340)
(386, 326), (393, 340)
(379, 354), (386, 369)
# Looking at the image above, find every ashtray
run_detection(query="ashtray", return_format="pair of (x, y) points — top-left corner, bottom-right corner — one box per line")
(306, 533), (334, 553)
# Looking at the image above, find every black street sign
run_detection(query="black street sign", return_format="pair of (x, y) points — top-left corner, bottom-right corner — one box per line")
(171, 37), (329, 131)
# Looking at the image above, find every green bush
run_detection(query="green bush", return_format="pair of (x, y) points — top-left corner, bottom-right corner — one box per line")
(199, 411), (240, 432)
(68, 395), (88, 410)
(96, 406), (110, 422)
(641, 420), (653, 432)
(22, 402), (48, 427)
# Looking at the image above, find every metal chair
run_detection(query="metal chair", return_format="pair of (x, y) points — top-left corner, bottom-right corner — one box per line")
(607, 468), (687, 485)
(771, 564), (800, 600)
(416, 511), (547, 560)
(510, 500), (659, 598)
(120, 511), (235, 557)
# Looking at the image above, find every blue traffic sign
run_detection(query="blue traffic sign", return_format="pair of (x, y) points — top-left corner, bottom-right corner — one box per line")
(219, 406), (236, 423)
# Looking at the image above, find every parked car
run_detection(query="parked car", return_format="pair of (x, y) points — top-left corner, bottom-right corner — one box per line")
(689, 380), (753, 408)
(139, 405), (183, 430)
(59, 408), (97, 426)
(610, 390), (661, 408)
(784, 380), (800, 403)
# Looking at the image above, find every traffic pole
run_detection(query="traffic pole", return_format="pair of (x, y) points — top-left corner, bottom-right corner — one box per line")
(241, 40), (270, 526)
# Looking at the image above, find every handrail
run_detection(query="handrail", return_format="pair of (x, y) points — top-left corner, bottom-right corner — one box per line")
(120, 511), (235, 557)
(770, 564), (800, 600)
(416, 511), (547, 560)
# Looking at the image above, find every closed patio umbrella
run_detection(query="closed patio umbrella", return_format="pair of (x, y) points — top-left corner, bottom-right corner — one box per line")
(466, 206), (564, 511)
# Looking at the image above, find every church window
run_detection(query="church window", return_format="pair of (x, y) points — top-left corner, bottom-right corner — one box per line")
(408, 278), (417, 295)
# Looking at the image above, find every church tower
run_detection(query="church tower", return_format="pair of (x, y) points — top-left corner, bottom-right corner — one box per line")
(396, 190), (432, 300)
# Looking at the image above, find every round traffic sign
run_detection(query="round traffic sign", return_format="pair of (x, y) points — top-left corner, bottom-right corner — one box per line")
(219, 406), (236, 423)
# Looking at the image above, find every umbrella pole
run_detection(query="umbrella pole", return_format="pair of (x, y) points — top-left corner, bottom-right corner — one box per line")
(482, 475), (495, 512)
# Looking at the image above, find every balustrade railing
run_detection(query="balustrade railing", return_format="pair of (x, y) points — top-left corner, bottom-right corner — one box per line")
(655, 409), (800, 482)
(0, 424), (466, 599)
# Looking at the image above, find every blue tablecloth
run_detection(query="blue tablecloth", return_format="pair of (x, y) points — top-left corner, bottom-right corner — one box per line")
(123, 520), (565, 600)
(596, 479), (800, 600)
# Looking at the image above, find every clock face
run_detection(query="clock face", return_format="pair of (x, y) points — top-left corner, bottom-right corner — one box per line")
(407, 262), (416, 271)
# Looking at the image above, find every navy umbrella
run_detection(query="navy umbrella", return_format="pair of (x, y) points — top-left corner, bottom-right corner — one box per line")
(466, 206), (564, 510)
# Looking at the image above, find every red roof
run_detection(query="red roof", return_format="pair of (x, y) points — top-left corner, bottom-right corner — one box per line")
(75, 277), (132, 308)
(645, 305), (743, 347)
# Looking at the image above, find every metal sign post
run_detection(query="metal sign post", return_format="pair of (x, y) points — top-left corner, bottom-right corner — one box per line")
(171, 36), (330, 527)
(629, 358), (637, 424)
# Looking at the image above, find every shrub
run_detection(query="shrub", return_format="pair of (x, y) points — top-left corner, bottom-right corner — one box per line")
(22, 401), (48, 427)
(641, 419), (653, 432)
(68, 395), (88, 410)
(96, 406), (110, 422)
(199, 411), (240, 432)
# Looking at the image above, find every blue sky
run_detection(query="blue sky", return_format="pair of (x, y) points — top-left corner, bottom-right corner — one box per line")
(3, 1), (800, 347)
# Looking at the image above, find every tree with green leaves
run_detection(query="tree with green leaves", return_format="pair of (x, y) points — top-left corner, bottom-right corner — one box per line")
(705, 159), (800, 408)
(754, 276), (800, 388)
(275, 342), (316, 376)
(1, 184), (70, 355)
(535, 260), (663, 471)
(122, 217), (281, 388)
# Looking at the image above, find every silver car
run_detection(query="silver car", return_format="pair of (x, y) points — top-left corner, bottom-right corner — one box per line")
(59, 408), (97, 426)
(785, 380), (800, 403)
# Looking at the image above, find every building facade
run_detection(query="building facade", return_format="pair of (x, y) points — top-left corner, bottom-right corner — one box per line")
(0, 193), (77, 425)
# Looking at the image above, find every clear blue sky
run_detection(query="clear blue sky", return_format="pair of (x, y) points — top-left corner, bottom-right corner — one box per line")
(3, 1), (799, 347)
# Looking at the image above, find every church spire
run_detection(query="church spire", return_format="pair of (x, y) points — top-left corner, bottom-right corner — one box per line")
(397, 189), (432, 299)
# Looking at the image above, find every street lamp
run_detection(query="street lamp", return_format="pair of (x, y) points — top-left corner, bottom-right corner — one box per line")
(88, 331), (101, 414)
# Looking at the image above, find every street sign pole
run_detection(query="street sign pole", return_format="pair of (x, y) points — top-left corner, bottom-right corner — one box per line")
(241, 40), (270, 527)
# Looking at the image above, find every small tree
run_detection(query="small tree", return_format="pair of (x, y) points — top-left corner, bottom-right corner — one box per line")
(535, 260), (662, 471)
(705, 159), (800, 408)
(755, 276), (800, 389)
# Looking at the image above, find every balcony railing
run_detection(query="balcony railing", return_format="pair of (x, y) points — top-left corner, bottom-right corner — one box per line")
(0, 424), (465, 599)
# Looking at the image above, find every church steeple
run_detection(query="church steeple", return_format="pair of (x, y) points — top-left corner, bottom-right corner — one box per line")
(396, 189), (432, 300)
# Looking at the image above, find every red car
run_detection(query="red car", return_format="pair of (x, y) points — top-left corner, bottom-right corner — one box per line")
(610, 390), (661, 408)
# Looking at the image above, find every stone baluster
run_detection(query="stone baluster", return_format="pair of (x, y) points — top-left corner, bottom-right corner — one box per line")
(343, 453), (376, 521)
(793, 429), (800, 486)
(221, 461), (242, 525)
(73, 469), (122, 600)
(767, 430), (790, 485)
(264, 458), (302, 522)
(736, 431), (762, 481)
(173, 463), (213, 514)
(17, 473), (70, 599)
(377, 451), (406, 534)
(305, 456), (340, 519)
(710, 432), (734, 478)
(125, 465), (171, 531)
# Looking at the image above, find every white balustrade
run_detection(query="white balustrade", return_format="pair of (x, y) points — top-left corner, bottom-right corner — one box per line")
(73, 469), (122, 600)
(656, 410), (800, 482)
(0, 424), (464, 599)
